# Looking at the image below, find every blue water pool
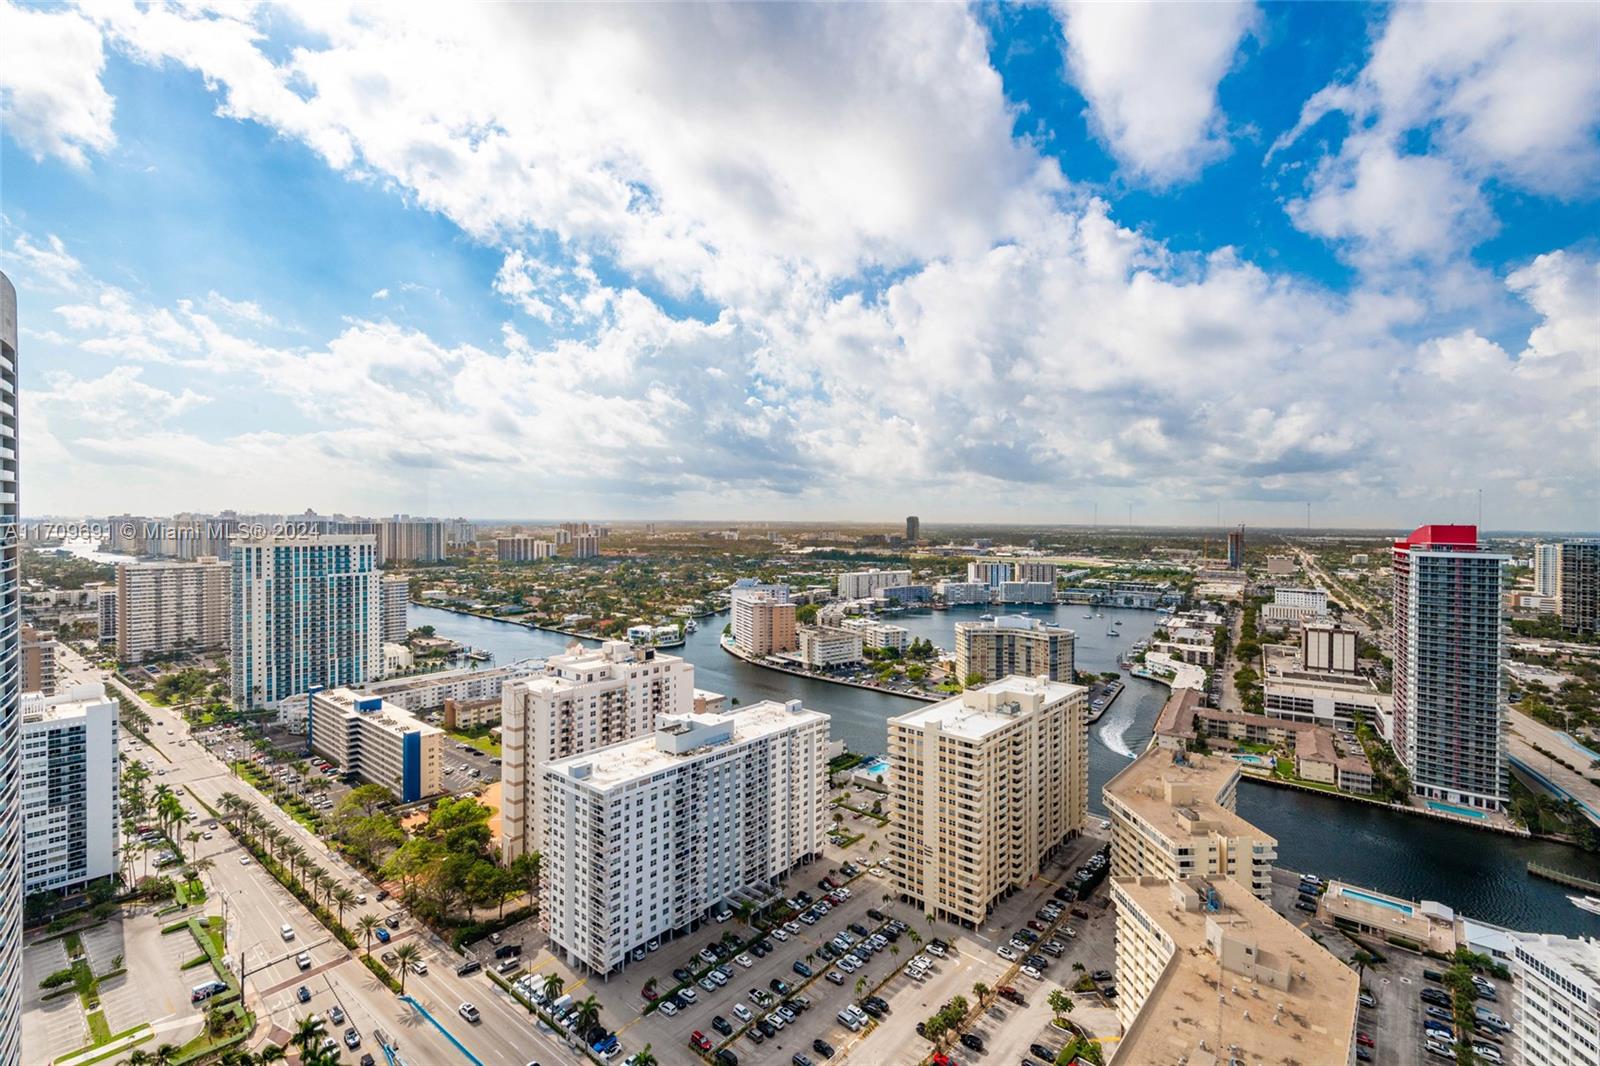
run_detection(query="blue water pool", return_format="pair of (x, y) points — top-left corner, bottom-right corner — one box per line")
(1340, 887), (1415, 915)
(1427, 800), (1488, 820)
(1231, 753), (1270, 766)
(856, 757), (889, 777)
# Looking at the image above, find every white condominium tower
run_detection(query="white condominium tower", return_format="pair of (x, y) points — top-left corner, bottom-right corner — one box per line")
(21, 685), (120, 895)
(114, 556), (231, 662)
(1514, 933), (1600, 1066)
(542, 701), (828, 975)
(1534, 542), (1562, 597)
(500, 640), (694, 859)
(376, 515), (446, 565)
(1391, 524), (1509, 812)
(231, 533), (382, 710)
(380, 575), (409, 645)
(0, 270), (19, 1066)
(889, 677), (1088, 927)
(1103, 747), (1277, 900)
(836, 568), (911, 600)
(954, 614), (1075, 684)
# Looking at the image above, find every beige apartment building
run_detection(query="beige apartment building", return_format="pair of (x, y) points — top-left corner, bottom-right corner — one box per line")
(953, 614), (1074, 684)
(1103, 747), (1277, 899)
(500, 640), (694, 859)
(20, 625), (56, 696)
(303, 688), (443, 803)
(115, 556), (231, 662)
(888, 676), (1088, 927)
(731, 591), (797, 656)
(1112, 875), (1358, 1064)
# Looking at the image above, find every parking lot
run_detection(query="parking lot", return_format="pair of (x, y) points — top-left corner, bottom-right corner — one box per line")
(439, 737), (503, 790)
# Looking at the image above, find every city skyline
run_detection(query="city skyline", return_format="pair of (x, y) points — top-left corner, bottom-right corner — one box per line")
(2, 3), (1596, 528)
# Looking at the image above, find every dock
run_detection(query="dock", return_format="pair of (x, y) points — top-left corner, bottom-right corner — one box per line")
(1530, 861), (1600, 894)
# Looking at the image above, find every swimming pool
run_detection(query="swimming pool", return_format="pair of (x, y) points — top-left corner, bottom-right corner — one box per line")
(1340, 887), (1415, 915)
(856, 757), (890, 778)
(1427, 800), (1488, 820)
(1230, 753), (1270, 766)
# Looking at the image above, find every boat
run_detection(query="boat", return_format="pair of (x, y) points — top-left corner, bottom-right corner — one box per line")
(1083, 613), (1093, 619)
(1106, 629), (1119, 637)
(684, 619), (698, 633)
(1570, 895), (1600, 916)
(979, 613), (994, 621)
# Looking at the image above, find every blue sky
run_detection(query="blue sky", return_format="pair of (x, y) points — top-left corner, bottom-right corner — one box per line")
(2, 1), (1596, 529)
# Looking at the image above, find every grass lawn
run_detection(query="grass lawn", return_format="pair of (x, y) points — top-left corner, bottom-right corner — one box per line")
(448, 728), (502, 758)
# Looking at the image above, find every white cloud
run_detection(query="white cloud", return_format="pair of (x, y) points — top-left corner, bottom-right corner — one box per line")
(370, 288), (390, 301)
(0, 1), (116, 167)
(1279, 3), (1600, 263)
(1055, 0), (1257, 184)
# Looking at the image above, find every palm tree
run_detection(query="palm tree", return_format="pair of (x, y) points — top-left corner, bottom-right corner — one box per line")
(573, 994), (601, 1035)
(333, 886), (356, 925)
(256, 1045), (286, 1064)
(854, 975), (867, 999)
(394, 943), (421, 993)
(357, 915), (380, 955)
(973, 981), (989, 1004)
(290, 1015), (326, 1057)
(126, 1050), (153, 1066)
(631, 1046), (657, 1066)
(541, 972), (565, 1002)
(318, 871), (337, 907)
(151, 1043), (181, 1066)
(186, 830), (203, 863)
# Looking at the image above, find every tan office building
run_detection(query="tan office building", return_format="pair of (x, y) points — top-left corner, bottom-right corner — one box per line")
(1103, 747), (1277, 899)
(888, 676), (1088, 927)
(1112, 875), (1358, 1065)
(500, 640), (694, 859)
(953, 614), (1074, 684)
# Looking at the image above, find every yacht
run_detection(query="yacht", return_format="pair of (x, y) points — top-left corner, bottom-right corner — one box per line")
(1570, 895), (1600, 916)
(684, 619), (698, 633)
(979, 613), (994, 621)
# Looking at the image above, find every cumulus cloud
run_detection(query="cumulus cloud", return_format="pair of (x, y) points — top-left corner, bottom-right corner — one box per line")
(0, 1), (116, 167)
(1278, 3), (1600, 264)
(1055, 0), (1257, 184)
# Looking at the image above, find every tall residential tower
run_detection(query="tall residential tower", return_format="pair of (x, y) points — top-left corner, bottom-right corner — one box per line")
(0, 269), (22, 1063)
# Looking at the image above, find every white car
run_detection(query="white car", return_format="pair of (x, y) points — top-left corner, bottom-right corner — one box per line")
(772, 929), (790, 942)
(658, 1001), (678, 1017)
(783, 921), (802, 935)
(925, 943), (946, 957)
(1021, 965), (1042, 980)
(736, 954), (755, 968)
(679, 987), (697, 1003)
(997, 946), (1017, 961)
(698, 977), (715, 993)
(767, 1013), (785, 1030)
(732, 1004), (752, 1022)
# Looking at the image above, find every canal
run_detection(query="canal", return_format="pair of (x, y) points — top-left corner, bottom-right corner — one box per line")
(413, 602), (1600, 936)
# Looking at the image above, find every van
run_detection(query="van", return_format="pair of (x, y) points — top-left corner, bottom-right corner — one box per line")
(836, 1009), (860, 1031)
(190, 980), (227, 1003)
(550, 993), (573, 1014)
(280, 924), (296, 941)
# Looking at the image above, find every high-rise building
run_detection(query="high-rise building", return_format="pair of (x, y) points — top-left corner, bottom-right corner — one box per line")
(294, 688), (442, 803)
(836, 568), (911, 600)
(541, 701), (828, 975)
(496, 535), (554, 562)
(905, 515), (919, 543)
(1103, 747), (1278, 899)
(0, 269), (22, 1066)
(1534, 542), (1562, 598)
(731, 590), (797, 656)
(500, 641), (694, 859)
(114, 557), (231, 662)
(1559, 540), (1599, 634)
(380, 575), (409, 645)
(97, 588), (117, 645)
(376, 516), (446, 566)
(1111, 875), (1358, 1064)
(954, 614), (1075, 684)
(1391, 524), (1508, 811)
(1227, 524), (1245, 569)
(1301, 619), (1358, 674)
(1513, 933), (1600, 1066)
(571, 533), (600, 559)
(231, 534), (382, 710)
(889, 677), (1088, 927)
(20, 625), (56, 696)
(966, 560), (1011, 587)
(21, 684), (119, 895)
(1011, 562), (1058, 585)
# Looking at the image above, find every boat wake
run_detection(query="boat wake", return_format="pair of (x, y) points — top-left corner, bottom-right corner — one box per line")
(1096, 697), (1137, 759)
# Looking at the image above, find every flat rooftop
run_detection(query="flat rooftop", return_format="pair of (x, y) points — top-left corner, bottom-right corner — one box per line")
(316, 688), (442, 736)
(889, 675), (1084, 740)
(1104, 747), (1271, 846)
(1117, 875), (1358, 1065)
(22, 684), (115, 724)
(546, 700), (826, 791)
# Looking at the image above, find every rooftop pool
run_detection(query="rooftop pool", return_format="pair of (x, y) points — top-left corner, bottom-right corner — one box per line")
(1340, 886), (1415, 915)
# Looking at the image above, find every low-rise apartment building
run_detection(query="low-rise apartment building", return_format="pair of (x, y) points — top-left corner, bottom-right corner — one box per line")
(836, 568), (911, 600)
(954, 614), (1075, 684)
(935, 580), (991, 605)
(541, 702), (828, 975)
(1103, 747), (1277, 899)
(300, 688), (443, 802)
(359, 660), (542, 712)
(838, 617), (909, 653)
(889, 677), (1088, 927)
(1112, 875), (1358, 1065)
(796, 626), (864, 668)
(21, 685), (120, 895)
(501, 641), (695, 860)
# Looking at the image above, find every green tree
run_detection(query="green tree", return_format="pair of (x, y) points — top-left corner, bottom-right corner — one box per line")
(357, 914), (379, 955)
(1047, 988), (1074, 1027)
(393, 943), (422, 994)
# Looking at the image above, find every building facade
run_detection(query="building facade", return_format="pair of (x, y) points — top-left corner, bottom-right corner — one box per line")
(362, 660), (541, 712)
(1391, 524), (1509, 811)
(838, 617), (909, 653)
(541, 702), (827, 974)
(20, 624), (56, 696)
(97, 587), (117, 645)
(1302, 619), (1358, 673)
(571, 533), (600, 559)
(1560, 540), (1599, 634)
(1103, 747), (1277, 899)
(496, 535), (555, 562)
(1227, 526), (1245, 569)
(231, 534), (382, 710)
(115, 557), (231, 662)
(380, 575), (409, 646)
(1514, 933), (1600, 1066)
(730, 591), (797, 656)
(836, 569), (911, 600)
(296, 688), (442, 802)
(501, 641), (695, 859)
(966, 561), (1011, 587)
(376, 516), (446, 565)
(954, 614), (1075, 684)
(1, 270), (22, 1065)
(904, 516), (919, 543)
(796, 626), (864, 668)
(20, 685), (119, 895)
(1535, 542), (1562, 598)
(889, 677), (1088, 927)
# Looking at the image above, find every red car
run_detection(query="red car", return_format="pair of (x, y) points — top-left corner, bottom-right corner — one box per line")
(1027, 920), (1047, 932)
(690, 1031), (712, 1052)
(1357, 1033), (1375, 1048)
(996, 986), (1023, 1004)
(930, 1055), (958, 1066)
(642, 987), (659, 1001)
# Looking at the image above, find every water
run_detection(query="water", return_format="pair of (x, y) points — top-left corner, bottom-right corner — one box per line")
(414, 603), (1600, 937)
